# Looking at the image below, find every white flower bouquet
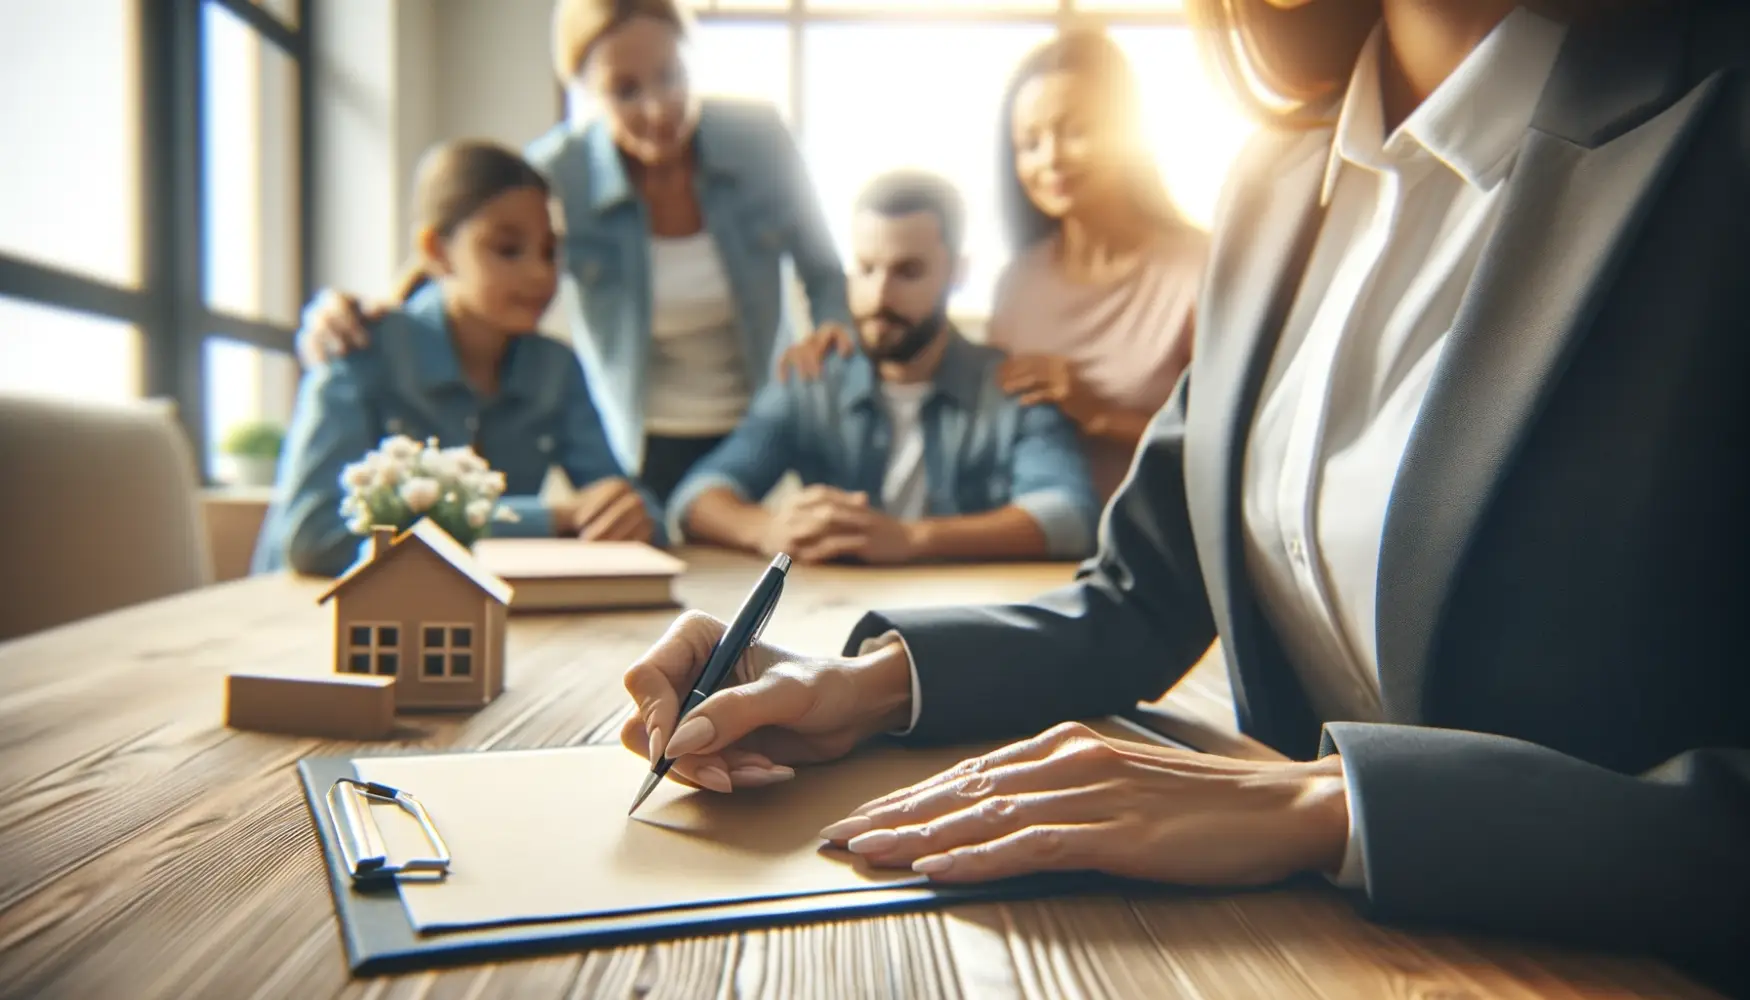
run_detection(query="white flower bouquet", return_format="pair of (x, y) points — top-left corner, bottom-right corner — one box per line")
(338, 435), (518, 548)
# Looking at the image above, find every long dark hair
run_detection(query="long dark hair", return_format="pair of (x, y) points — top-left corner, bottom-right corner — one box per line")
(394, 140), (552, 302)
(996, 28), (1194, 257)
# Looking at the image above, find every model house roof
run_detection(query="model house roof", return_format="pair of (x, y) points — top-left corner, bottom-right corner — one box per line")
(317, 519), (514, 606)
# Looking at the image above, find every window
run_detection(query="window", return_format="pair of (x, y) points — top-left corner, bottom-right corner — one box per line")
(800, 23), (1055, 317)
(197, 0), (307, 480)
(685, 0), (790, 10)
(804, 0), (1057, 9)
(0, 297), (143, 404)
(420, 624), (477, 680)
(0, 0), (142, 287)
(206, 337), (298, 483)
(687, 22), (794, 123)
(344, 622), (400, 676)
(203, 1), (302, 328)
(246, 0), (298, 26)
(0, 0), (312, 482)
(1107, 26), (1255, 232)
(671, 3), (1250, 320)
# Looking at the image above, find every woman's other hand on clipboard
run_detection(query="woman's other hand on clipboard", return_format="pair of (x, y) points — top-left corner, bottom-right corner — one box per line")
(620, 611), (914, 793)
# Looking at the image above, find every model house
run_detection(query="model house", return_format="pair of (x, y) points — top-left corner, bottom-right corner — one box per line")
(316, 520), (514, 711)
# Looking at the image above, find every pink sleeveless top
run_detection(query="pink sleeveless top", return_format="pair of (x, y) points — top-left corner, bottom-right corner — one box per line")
(988, 230), (1208, 500)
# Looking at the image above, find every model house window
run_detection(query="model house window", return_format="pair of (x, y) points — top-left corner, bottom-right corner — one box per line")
(344, 623), (400, 676)
(420, 624), (475, 680)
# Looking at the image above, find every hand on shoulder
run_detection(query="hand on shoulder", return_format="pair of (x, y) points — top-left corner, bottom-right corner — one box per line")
(295, 289), (391, 368)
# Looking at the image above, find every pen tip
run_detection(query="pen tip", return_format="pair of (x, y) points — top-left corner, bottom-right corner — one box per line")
(627, 772), (660, 816)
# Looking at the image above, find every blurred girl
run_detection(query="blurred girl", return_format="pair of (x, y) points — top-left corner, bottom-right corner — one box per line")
(254, 141), (659, 577)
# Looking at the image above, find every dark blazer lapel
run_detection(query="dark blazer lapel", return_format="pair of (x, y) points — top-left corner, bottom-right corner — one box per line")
(1375, 10), (1726, 722)
(1184, 129), (1329, 734)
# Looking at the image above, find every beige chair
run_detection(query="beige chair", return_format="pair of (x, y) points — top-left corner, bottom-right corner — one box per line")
(0, 393), (213, 642)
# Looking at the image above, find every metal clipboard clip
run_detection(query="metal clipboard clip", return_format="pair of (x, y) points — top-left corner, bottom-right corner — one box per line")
(326, 778), (452, 884)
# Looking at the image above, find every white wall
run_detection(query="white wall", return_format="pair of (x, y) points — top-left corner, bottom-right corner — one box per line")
(394, 0), (441, 268)
(310, 0), (449, 298)
(310, 0), (560, 298)
(432, 0), (560, 149)
(310, 0), (400, 297)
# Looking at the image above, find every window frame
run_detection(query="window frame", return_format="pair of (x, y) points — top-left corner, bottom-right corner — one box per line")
(0, 0), (313, 481)
(343, 619), (400, 676)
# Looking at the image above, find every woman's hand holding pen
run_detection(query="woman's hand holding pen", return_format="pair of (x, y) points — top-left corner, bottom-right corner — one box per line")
(620, 611), (912, 793)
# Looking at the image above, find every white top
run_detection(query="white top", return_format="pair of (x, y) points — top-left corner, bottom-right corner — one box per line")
(879, 381), (931, 520)
(1240, 10), (1566, 883)
(644, 233), (749, 437)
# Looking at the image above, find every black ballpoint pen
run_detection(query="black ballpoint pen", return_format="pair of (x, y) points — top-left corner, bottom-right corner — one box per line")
(628, 552), (792, 816)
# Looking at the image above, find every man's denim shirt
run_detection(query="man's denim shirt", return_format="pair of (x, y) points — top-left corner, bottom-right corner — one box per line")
(525, 97), (851, 475)
(252, 283), (662, 577)
(667, 331), (1100, 559)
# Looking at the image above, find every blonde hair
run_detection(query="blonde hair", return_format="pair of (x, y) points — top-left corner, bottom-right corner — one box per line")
(551, 0), (690, 82)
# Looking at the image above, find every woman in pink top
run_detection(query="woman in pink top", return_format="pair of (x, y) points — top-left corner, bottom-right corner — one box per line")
(990, 29), (1209, 500)
(780, 28), (1205, 501)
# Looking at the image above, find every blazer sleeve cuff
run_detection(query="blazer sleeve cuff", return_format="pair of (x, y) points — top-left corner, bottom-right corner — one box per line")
(854, 629), (922, 735)
(1318, 733), (1368, 890)
(1011, 489), (1097, 560)
(842, 607), (988, 744)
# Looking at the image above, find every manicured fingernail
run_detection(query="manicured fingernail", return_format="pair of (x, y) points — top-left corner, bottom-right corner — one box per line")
(818, 816), (873, 841)
(665, 716), (715, 758)
(846, 830), (898, 855)
(695, 766), (732, 793)
(913, 854), (954, 875)
(648, 725), (666, 763)
(728, 766), (794, 787)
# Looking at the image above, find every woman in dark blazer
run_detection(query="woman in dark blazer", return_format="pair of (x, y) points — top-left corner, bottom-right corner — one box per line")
(620, 0), (1750, 992)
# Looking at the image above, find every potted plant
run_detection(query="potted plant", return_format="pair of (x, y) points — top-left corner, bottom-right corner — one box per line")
(220, 420), (285, 487)
(338, 435), (518, 548)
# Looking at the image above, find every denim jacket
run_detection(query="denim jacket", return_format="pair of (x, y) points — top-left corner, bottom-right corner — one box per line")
(524, 97), (852, 475)
(667, 331), (1101, 559)
(252, 283), (661, 577)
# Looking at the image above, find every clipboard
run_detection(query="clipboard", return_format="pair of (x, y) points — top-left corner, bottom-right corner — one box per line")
(297, 716), (1185, 976)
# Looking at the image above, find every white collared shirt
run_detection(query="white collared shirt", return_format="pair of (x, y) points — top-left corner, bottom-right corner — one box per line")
(1241, 9), (1568, 882)
(870, 6), (1568, 890)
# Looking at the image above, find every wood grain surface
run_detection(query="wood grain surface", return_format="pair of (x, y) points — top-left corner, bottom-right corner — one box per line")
(0, 548), (1717, 999)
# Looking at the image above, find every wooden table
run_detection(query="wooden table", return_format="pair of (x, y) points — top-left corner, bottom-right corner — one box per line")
(0, 549), (1716, 999)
